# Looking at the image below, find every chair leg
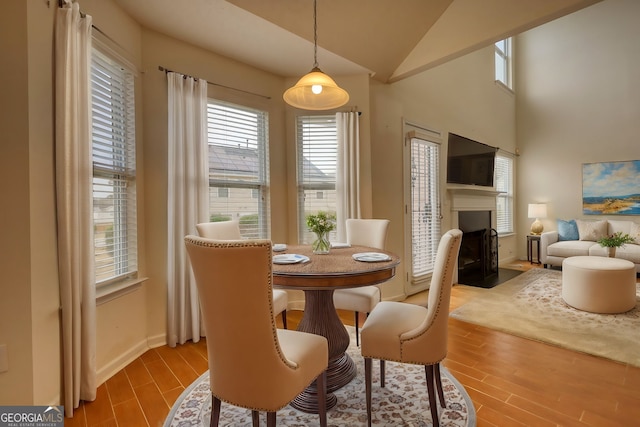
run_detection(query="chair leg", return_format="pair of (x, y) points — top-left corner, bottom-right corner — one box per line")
(266, 412), (276, 427)
(365, 357), (372, 427)
(251, 411), (259, 426)
(281, 310), (287, 329)
(380, 359), (386, 388)
(355, 311), (360, 346)
(425, 365), (440, 427)
(210, 395), (221, 427)
(434, 363), (446, 408)
(317, 370), (327, 427)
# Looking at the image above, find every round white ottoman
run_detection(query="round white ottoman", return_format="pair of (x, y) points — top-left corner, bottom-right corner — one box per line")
(562, 256), (636, 314)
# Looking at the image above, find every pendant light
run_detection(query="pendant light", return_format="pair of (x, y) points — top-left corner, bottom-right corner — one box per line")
(283, 0), (349, 110)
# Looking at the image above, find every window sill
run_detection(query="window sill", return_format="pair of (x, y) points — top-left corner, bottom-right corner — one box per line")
(498, 232), (515, 238)
(96, 276), (149, 306)
(494, 80), (514, 95)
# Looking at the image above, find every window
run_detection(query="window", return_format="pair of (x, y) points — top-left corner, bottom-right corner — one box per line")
(91, 48), (138, 286)
(495, 38), (512, 89)
(297, 115), (337, 244)
(404, 127), (442, 290)
(495, 153), (514, 234)
(207, 100), (270, 238)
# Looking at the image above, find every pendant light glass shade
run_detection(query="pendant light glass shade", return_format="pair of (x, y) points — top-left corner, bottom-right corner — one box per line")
(283, 67), (349, 110)
(283, 0), (349, 110)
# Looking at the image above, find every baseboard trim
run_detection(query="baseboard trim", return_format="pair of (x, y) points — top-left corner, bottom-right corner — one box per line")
(147, 333), (168, 349)
(499, 255), (518, 266)
(97, 339), (150, 386)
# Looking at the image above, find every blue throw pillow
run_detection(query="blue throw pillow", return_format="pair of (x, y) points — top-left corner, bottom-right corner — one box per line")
(557, 219), (579, 241)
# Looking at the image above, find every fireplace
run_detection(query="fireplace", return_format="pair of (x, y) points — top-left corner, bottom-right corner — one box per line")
(447, 185), (500, 288)
(457, 211), (498, 286)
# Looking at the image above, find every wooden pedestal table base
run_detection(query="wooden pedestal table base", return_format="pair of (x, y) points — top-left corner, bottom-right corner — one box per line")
(290, 289), (357, 413)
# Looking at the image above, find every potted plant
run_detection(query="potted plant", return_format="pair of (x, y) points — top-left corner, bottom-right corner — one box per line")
(597, 231), (635, 257)
(306, 211), (336, 254)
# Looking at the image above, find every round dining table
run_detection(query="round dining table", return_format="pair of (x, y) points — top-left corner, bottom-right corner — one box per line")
(272, 244), (400, 414)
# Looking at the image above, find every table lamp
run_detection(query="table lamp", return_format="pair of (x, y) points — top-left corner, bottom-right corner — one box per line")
(528, 203), (547, 235)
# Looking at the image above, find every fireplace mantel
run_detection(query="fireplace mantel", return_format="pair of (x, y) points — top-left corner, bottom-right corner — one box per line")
(447, 184), (501, 197)
(447, 184), (500, 213)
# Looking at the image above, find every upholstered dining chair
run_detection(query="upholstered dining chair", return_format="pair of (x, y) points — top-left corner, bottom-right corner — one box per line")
(184, 236), (328, 427)
(333, 218), (390, 346)
(360, 229), (463, 427)
(196, 220), (288, 329)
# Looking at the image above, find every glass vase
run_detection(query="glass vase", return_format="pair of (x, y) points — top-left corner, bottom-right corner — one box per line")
(312, 231), (331, 254)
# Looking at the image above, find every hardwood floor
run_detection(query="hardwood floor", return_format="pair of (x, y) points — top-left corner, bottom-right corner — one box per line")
(66, 262), (640, 426)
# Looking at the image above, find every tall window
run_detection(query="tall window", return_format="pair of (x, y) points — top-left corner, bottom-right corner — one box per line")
(207, 100), (270, 238)
(495, 38), (513, 89)
(405, 128), (441, 290)
(297, 115), (337, 243)
(495, 153), (514, 234)
(91, 48), (138, 285)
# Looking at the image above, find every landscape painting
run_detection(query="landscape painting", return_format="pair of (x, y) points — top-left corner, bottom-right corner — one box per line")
(582, 160), (640, 215)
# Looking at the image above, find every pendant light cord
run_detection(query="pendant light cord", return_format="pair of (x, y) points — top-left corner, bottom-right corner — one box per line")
(313, 0), (318, 68)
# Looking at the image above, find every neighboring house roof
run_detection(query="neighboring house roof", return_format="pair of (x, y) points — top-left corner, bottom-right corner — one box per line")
(209, 144), (330, 180)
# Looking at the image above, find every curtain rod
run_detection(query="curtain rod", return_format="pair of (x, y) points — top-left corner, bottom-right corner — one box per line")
(158, 66), (272, 100)
(57, 0), (126, 55)
(497, 147), (519, 157)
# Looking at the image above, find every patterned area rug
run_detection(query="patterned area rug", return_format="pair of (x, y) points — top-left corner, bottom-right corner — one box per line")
(164, 329), (476, 427)
(451, 268), (640, 367)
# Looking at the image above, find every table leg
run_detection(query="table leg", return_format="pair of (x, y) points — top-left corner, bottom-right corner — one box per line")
(290, 289), (357, 413)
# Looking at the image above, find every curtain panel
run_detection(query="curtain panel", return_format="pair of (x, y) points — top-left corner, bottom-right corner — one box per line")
(55, 1), (96, 417)
(166, 73), (209, 347)
(336, 112), (361, 241)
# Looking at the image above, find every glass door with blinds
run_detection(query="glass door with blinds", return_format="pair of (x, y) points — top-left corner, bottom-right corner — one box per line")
(404, 126), (442, 294)
(206, 100), (270, 239)
(296, 115), (338, 244)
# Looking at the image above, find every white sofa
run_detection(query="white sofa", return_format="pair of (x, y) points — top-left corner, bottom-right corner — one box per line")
(540, 219), (640, 272)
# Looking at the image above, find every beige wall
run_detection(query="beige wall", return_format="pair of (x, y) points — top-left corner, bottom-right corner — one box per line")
(5, 0), (638, 408)
(371, 45), (517, 299)
(516, 0), (640, 252)
(0, 1), (38, 405)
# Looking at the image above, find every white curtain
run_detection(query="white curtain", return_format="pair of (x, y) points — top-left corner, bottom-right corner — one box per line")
(336, 112), (362, 241)
(166, 72), (209, 347)
(55, 1), (96, 417)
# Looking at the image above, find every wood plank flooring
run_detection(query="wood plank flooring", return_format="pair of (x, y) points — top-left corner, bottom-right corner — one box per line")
(66, 263), (640, 426)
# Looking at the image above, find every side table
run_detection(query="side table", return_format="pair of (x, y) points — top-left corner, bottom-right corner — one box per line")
(527, 235), (541, 264)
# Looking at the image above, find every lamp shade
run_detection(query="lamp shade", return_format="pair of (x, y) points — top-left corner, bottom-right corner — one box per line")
(283, 67), (349, 110)
(527, 203), (547, 219)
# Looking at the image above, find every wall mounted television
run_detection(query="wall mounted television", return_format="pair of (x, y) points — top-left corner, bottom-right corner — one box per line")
(446, 133), (497, 187)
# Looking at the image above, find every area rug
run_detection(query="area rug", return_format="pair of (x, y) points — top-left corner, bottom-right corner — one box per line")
(451, 268), (640, 367)
(164, 329), (476, 427)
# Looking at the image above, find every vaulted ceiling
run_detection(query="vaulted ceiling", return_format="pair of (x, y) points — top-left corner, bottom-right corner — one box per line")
(114, 0), (602, 83)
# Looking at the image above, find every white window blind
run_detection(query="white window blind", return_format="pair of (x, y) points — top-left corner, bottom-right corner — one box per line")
(296, 115), (337, 244)
(495, 153), (514, 234)
(408, 133), (441, 286)
(91, 48), (138, 285)
(207, 100), (270, 239)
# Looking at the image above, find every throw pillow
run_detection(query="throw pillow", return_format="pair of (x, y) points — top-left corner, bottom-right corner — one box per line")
(557, 219), (579, 241)
(575, 219), (607, 241)
(630, 222), (640, 245)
